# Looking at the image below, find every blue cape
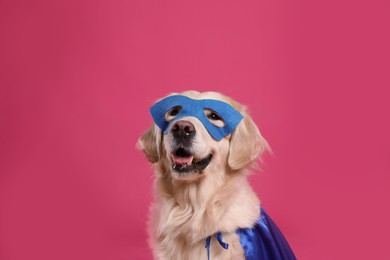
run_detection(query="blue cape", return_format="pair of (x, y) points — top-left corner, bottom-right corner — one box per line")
(237, 208), (296, 260)
(205, 208), (296, 260)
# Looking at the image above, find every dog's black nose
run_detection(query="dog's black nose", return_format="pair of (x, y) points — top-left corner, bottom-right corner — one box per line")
(171, 121), (196, 140)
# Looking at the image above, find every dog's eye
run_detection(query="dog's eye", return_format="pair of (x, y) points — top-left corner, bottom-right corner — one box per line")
(204, 109), (225, 127)
(165, 106), (182, 121)
(208, 112), (221, 121)
(170, 108), (180, 116)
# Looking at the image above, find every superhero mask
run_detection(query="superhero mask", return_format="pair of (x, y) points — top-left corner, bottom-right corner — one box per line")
(150, 95), (244, 141)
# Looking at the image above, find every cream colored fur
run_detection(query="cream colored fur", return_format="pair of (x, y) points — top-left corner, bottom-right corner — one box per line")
(138, 91), (269, 260)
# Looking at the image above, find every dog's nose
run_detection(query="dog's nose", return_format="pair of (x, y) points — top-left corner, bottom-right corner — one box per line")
(171, 120), (196, 139)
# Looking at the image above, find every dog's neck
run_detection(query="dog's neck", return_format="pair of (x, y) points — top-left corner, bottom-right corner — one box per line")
(153, 165), (261, 243)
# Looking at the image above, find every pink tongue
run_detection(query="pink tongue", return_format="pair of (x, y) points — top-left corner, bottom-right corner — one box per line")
(173, 155), (194, 165)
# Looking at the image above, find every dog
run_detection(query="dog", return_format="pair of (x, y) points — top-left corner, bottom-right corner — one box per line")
(138, 91), (295, 260)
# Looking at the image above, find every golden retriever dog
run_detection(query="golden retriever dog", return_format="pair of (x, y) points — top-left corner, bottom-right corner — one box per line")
(138, 91), (295, 260)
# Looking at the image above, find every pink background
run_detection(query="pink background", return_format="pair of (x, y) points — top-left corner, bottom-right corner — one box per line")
(1, 0), (389, 259)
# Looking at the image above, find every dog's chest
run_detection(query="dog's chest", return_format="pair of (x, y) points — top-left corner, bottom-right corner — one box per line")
(152, 202), (246, 260)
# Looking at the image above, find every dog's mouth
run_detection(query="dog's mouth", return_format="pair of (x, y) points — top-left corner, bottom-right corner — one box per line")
(171, 147), (213, 174)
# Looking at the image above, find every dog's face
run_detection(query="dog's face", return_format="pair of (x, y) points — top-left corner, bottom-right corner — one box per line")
(162, 91), (231, 181)
(138, 91), (268, 182)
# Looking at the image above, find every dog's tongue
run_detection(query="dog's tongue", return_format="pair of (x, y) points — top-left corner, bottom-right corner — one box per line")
(172, 155), (194, 165)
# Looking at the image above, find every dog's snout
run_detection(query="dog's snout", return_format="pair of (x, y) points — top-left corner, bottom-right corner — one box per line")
(171, 120), (196, 139)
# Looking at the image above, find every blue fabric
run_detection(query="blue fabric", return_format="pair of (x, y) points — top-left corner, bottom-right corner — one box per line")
(205, 232), (229, 260)
(204, 208), (295, 260)
(237, 208), (296, 260)
(150, 95), (243, 141)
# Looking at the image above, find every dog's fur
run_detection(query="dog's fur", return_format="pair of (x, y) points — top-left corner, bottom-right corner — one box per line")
(138, 91), (269, 260)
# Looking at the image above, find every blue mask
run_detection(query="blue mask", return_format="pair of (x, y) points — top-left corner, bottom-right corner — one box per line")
(150, 95), (243, 141)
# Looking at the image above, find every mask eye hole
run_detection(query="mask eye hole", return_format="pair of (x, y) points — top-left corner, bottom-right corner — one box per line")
(204, 109), (225, 127)
(165, 106), (182, 121)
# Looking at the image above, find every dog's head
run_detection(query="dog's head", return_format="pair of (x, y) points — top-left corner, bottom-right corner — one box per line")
(138, 91), (269, 182)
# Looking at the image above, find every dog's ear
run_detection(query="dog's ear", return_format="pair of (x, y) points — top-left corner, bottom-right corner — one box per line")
(228, 114), (269, 170)
(137, 125), (162, 163)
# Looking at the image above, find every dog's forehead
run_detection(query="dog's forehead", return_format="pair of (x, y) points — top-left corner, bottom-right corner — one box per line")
(178, 91), (232, 104)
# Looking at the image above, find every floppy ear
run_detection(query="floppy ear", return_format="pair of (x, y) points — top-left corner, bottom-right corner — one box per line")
(228, 114), (269, 170)
(137, 125), (162, 163)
